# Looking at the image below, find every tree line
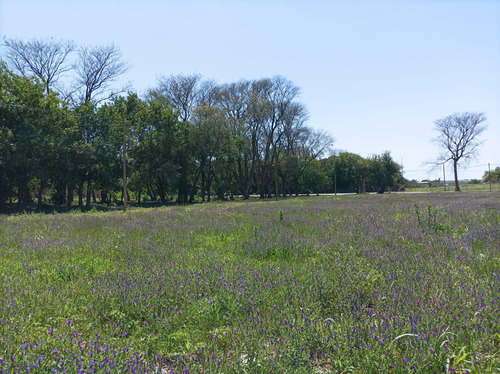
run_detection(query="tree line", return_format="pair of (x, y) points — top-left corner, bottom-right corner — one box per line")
(0, 38), (406, 210)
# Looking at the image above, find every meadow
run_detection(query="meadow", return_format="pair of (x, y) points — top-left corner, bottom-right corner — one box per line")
(0, 192), (499, 373)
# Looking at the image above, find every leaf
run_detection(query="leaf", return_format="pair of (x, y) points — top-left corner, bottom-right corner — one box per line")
(455, 352), (469, 365)
(390, 333), (418, 346)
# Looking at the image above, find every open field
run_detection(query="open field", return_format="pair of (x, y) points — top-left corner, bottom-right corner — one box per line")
(0, 192), (499, 373)
(405, 183), (500, 193)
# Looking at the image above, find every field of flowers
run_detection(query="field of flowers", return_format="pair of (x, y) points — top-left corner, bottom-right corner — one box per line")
(0, 192), (499, 373)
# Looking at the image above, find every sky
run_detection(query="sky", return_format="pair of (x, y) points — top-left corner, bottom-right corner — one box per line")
(0, 0), (499, 181)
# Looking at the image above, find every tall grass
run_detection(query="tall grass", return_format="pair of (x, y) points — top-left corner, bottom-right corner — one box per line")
(0, 192), (499, 373)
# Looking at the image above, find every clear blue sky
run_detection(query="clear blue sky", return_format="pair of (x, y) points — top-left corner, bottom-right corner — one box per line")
(1, 0), (499, 181)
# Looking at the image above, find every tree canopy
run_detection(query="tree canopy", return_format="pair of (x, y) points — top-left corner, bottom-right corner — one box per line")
(0, 38), (412, 210)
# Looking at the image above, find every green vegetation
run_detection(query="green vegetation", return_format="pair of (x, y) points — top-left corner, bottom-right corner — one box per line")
(2, 38), (493, 211)
(0, 192), (499, 372)
(405, 180), (500, 193)
(483, 167), (500, 185)
(1, 44), (408, 211)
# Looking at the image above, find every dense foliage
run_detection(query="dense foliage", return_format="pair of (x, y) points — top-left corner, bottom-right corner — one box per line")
(0, 62), (406, 209)
(483, 167), (500, 184)
(0, 192), (498, 372)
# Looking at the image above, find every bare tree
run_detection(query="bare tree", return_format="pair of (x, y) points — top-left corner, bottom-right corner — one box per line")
(4, 37), (75, 95)
(250, 76), (304, 198)
(216, 80), (255, 198)
(74, 43), (128, 103)
(197, 80), (219, 107)
(216, 76), (316, 198)
(434, 112), (487, 191)
(295, 128), (334, 162)
(154, 74), (202, 122)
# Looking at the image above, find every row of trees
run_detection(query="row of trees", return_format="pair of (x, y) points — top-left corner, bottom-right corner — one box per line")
(0, 63), (407, 209)
(0, 38), (408, 209)
(300, 152), (405, 195)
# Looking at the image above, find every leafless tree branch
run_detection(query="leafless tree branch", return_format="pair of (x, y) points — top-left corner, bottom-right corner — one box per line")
(4, 37), (75, 95)
(74, 43), (128, 103)
(432, 112), (487, 191)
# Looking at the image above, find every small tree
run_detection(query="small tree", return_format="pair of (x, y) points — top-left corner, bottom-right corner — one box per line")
(482, 167), (500, 184)
(433, 112), (487, 191)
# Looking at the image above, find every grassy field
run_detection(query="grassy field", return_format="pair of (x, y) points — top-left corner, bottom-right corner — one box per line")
(404, 183), (500, 193)
(0, 192), (499, 373)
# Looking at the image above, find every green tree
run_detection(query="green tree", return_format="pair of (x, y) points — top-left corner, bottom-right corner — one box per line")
(39, 97), (76, 206)
(128, 93), (179, 204)
(216, 80), (255, 199)
(298, 158), (329, 195)
(72, 101), (104, 208)
(192, 104), (234, 202)
(367, 151), (402, 193)
(482, 167), (500, 183)
(0, 63), (74, 208)
(333, 152), (369, 193)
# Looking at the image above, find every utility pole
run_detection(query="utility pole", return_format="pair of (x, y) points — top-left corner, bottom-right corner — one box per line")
(122, 110), (128, 212)
(334, 167), (337, 196)
(400, 159), (404, 193)
(489, 163), (492, 192)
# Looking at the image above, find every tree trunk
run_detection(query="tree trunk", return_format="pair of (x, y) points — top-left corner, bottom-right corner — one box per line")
(86, 181), (91, 208)
(67, 184), (74, 206)
(189, 184), (196, 203)
(37, 179), (46, 207)
(78, 182), (84, 208)
(146, 183), (156, 201)
(17, 176), (33, 206)
(54, 178), (66, 206)
(0, 172), (9, 212)
(0, 192), (5, 212)
(201, 170), (206, 202)
(453, 159), (461, 191)
(178, 164), (188, 204)
(217, 186), (225, 201)
(261, 190), (267, 198)
(158, 178), (166, 204)
(207, 175), (212, 202)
